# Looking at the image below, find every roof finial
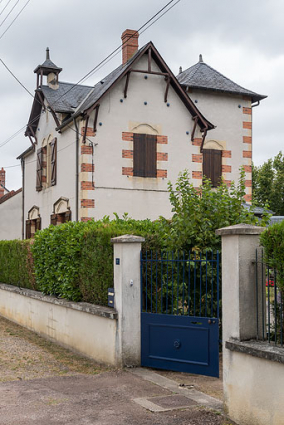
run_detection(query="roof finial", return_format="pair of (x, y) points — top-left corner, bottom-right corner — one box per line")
(179, 66), (182, 74)
(46, 47), (50, 60)
(199, 54), (203, 63)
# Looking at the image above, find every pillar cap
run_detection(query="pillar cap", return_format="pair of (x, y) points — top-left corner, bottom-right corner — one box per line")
(111, 234), (145, 244)
(216, 223), (265, 236)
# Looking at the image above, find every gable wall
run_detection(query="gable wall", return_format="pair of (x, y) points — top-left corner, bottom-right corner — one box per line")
(79, 54), (204, 221)
(0, 191), (22, 240)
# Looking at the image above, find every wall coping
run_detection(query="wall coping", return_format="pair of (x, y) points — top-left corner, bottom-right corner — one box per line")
(0, 283), (118, 320)
(226, 339), (284, 364)
(216, 223), (265, 236)
(111, 234), (145, 244)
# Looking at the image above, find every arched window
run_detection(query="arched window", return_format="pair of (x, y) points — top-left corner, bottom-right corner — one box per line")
(50, 197), (71, 225)
(26, 206), (41, 238)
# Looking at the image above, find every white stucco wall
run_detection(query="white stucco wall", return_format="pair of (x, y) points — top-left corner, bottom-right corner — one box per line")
(0, 285), (117, 366)
(0, 191), (22, 240)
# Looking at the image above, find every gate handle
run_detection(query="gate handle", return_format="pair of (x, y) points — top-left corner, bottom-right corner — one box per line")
(208, 319), (216, 324)
(174, 339), (181, 349)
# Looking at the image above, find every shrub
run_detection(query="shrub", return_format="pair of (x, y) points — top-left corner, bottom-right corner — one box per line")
(0, 239), (36, 289)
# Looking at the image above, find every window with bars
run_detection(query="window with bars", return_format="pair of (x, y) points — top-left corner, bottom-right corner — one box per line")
(203, 149), (222, 187)
(133, 134), (157, 178)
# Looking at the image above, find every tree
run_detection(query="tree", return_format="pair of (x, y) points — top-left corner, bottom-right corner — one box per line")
(252, 152), (284, 215)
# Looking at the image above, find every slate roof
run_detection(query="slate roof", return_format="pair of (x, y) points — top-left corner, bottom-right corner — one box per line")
(41, 82), (94, 113)
(177, 60), (266, 103)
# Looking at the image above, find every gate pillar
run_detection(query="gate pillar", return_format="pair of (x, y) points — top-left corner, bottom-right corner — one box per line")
(111, 234), (145, 367)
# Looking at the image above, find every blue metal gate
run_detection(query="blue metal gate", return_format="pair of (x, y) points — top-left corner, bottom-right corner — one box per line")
(141, 251), (220, 377)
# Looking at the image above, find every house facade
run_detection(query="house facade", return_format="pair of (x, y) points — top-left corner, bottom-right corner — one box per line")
(1, 30), (266, 240)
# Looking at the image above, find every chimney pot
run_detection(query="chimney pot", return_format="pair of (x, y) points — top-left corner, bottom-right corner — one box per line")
(121, 29), (139, 65)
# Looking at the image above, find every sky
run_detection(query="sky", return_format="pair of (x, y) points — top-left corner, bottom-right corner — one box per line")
(0, 0), (283, 190)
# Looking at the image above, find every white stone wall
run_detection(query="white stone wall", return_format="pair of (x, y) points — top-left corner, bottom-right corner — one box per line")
(0, 191), (22, 240)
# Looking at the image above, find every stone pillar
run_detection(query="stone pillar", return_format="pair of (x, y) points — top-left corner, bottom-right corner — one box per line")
(111, 234), (145, 367)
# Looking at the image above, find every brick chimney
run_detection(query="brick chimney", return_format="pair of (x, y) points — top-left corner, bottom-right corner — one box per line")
(121, 29), (139, 65)
(0, 167), (5, 198)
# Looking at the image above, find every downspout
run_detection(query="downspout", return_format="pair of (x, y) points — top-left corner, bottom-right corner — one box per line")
(21, 158), (25, 240)
(73, 118), (79, 222)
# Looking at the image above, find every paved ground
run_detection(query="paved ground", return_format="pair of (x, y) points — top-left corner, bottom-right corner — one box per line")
(0, 316), (236, 424)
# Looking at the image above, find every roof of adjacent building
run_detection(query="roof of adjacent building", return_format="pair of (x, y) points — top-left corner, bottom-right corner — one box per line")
(0, 188), (22, 204)
(177, 56), (267, 103)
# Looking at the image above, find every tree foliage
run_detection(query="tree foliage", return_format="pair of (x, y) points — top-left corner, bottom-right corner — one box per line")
(252, 151), (284, 215)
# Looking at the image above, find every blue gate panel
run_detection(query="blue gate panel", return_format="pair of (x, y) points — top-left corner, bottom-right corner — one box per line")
(141, 313), (219, 377)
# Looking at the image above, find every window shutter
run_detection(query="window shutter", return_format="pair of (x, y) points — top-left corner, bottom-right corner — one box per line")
(65, 210), (72, 222)
(212, 150), (222, 187)
(133, 134), (145, 176)
(203, 150), (211, 182)
(145, 135), (157, 177)
(36, 217), (41, 232)
(50, 214), (57, 225)
(50, 138), (57, 186)
(36, 148), (43, 191)
(26, 220), (31, 239)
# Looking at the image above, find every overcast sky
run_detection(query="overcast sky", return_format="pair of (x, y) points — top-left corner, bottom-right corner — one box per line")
(0, 0), (283, 190)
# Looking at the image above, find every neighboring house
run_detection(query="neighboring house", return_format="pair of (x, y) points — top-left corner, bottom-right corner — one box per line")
(0, 168), (22, 240)
(177, 55), (266, 203)
(2, 30), (266, 240)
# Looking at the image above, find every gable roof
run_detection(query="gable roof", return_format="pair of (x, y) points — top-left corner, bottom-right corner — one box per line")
(0, 188), (22, 205)
(57, 42), (214, 132)
(177, 60), (266, 103)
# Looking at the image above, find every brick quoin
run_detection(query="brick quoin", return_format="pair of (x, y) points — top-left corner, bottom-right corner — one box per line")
(243, 107), (252, 115)
(192, 138), (202, 146)
(243, 165), (252, 173)
(192, 171), (203, 179)
(81, 181), (95, 190)
(122, 167), (133, 176)
(245, 180), (252, 187)
(243, 136), (252, 144)
(157, 152), (168, 161)
(122, 132), (134, 141)
(243, 151), (252, 158)
(81, 217), (93, 222)
(222, 150), (232, 158)
(81, 199), (95, 208)
(222, 165), (232, 173)
(224, 180), (232, 187)
(81, 163), (94, 172)
(157, 135), (168, 144)
(81, 146), (93, 154)
(192, 154), (203, 163)
(122, 149), (133, 159)
(244, 194), (252, 202)
(157, 169), (167, 178)
(81, 127), (95, 137)
(243, 122), (252, 130)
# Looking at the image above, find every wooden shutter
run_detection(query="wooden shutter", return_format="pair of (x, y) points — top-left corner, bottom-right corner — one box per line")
(26, 220), (31, 239)
(65, 210), (72, 222)
(50, 138), (57, 186)
(35, 217), (41, 232)
(145, 135), (157, 177)
(203, 149), (222, 187)
(36, 148), (43, 191)
(133, 134), (157, 177)
(50, 214), (57, 225)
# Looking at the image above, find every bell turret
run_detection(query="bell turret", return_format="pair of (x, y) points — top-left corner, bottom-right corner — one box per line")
(34, 47), (62, 89)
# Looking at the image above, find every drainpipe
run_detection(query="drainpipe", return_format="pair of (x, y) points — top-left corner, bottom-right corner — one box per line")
(21, 158), (25, 240)
(73, 118), (79, 222)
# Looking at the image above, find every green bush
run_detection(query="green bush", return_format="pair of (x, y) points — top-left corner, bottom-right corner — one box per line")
(0, 239), (36, 289)
(260, 220), (284, 290)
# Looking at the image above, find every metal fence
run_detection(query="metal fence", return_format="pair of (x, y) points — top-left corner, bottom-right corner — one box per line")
(255, 249), (284, 347)
(141, 250), (220, 319)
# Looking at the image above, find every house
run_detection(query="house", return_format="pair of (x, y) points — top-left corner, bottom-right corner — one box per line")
(1, 30), (266, 240)
(0, 168), (22, 240)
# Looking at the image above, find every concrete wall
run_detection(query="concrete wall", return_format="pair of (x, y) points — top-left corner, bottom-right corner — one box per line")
(0, 284), (117, 366)
(217, 224), (284, 425)
(0, 191), (22, 240)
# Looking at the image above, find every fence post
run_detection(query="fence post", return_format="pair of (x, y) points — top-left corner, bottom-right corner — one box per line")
(111, 234), (145, 367)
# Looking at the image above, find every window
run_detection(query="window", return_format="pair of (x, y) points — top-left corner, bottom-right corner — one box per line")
(203, 149), (222, 187)
(26, 206), (41, 238)
(50, 211), (71, 225)
(133, 134), (157, 177)
(36, 137), (57, 191)
(50, 197), (71, 225)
